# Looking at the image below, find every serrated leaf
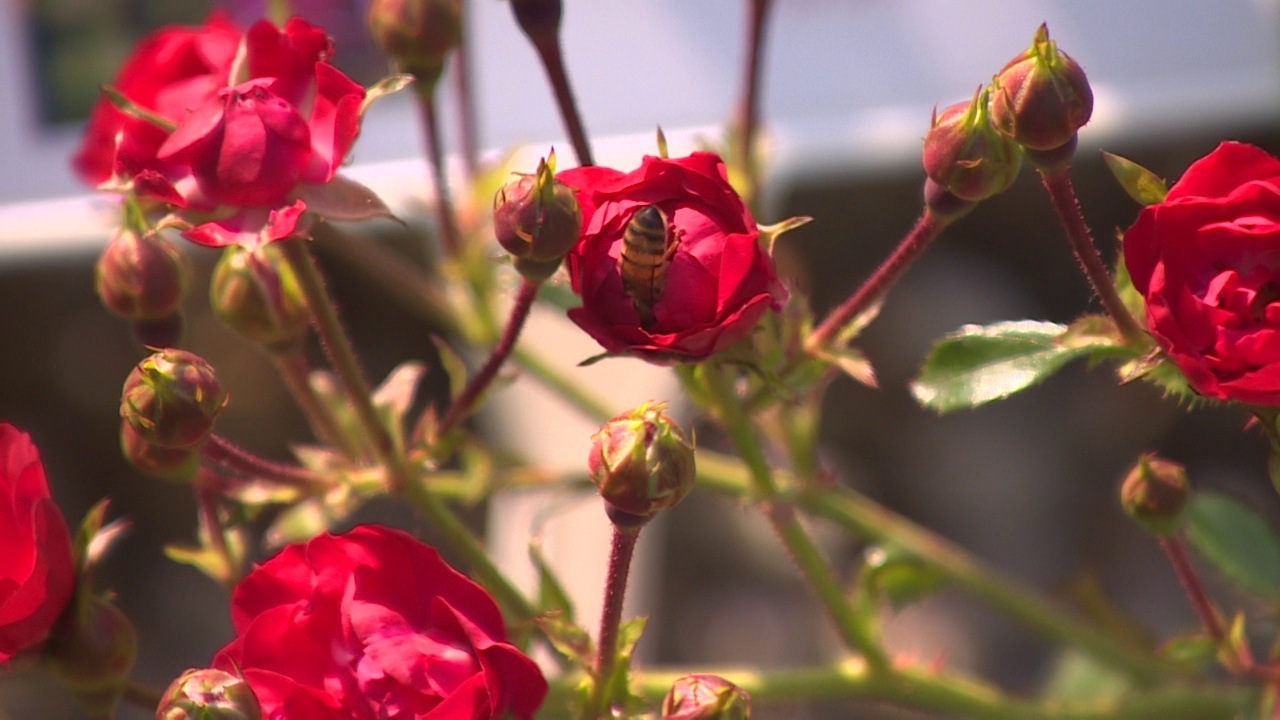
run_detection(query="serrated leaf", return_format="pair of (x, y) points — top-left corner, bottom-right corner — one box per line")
(1186, 493), (1280, 599)
(1102, 151), (1169, 206)
(536, 614), (594, 669)
(910, 320), (1109, 412)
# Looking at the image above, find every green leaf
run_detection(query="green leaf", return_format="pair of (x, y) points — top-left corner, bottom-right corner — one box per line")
(1042, 650), (1131, 703)
(604, 617), (650, 717)
(536, 614), (594, 670)
(861, 544), (948, 609)
(1102, 151), (1169, 206)
(910, 320), (1110, 413)
(530, 538), (575, 618)
(1185, 492), (1280, 599)
(1157, 633), (1217, 672)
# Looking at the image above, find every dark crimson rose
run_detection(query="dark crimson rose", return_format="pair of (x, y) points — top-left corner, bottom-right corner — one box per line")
(0, 424), (76, 663)
(560, 152), (788, 362)
(213, 526), (547, 719)
(1124, 141), (1280, 404)
(72, 14), (241, 189)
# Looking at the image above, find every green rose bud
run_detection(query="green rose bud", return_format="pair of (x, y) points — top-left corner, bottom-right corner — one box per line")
(211, 244), (310, 353)
(587, 401), (695, 528)
(121, 349), (227, 449)
(662, 674), (752, 720)
(1120, 454), (1190, 537)
(157, 668), (262, 720)
(495, 153), (582, 281)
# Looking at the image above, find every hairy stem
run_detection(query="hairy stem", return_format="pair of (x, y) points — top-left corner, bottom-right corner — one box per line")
(584, 526), (642, 720)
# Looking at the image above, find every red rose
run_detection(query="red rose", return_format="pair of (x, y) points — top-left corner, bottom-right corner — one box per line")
(559, 152), (788, 362)
(213, 526), (547, 719)
(0, 424), (76, 663)
(72, 14), (241, 189)
(1124, 141), (1280, 404)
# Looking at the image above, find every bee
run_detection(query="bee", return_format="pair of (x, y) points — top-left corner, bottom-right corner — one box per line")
(619, 204), (680, 327)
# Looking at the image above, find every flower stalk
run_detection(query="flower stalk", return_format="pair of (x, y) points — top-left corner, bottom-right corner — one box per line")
(733, 0), (773, 198)
(584, 526), (643, 720)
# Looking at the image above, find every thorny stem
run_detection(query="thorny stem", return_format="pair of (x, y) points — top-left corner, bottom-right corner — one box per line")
(693, 449), (1173, 685)
(417, 87), (465, 257)
(807, 209), (948, 351)
(531, 36), (594, 167)
(272, 350), (360, 458)
(700, 364), (889, 668)
(584, 526), (642, 720)
(734, 0), (773, 197)
(427, 278), (543, 443)
(202, 434), (326, 491)
(1037, 167), (1145, 345)
(280, 237), (408, 490)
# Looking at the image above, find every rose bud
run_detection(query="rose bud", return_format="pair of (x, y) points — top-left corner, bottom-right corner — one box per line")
(46, 595), (138, 717)
(211, 244), (311, 352)
(494, 154), (583, 281)
(121, 349), (228, 449)
(120, 421), (200, 482)
(510, 0), (562, 49)
(923, 86), (1023, 203)
(990, 23), (1093, 154)
(96, 228), (191, 322)
(367, 0), (462, 89)
(588, 402), (695, 528)
(662, 674), (752, 720)
(157, 668), (262, 720)
(1120, 454), (1190, 537)
(0, 424), (76, 665)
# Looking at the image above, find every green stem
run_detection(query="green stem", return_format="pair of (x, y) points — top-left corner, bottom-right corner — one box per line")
(512, 347), (613, 424)
(280, 236), (407, 490)
(584, 526), (642, 720)
(271, 349), (360, 459)
(700, 364), (888, 668)
(693, 450), (1172, 685)
(1037, 167), (1145, 346)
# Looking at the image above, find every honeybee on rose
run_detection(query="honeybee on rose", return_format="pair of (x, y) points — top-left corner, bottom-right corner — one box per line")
(620, 204), (682, 327)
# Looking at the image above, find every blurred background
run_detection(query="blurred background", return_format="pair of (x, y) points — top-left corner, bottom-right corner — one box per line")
(2, 0), (1280, 717)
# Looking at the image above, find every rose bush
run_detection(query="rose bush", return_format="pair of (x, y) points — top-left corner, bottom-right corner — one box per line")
(1124, 141), (1280, 404)
(0, 424), (76, 663)
(75, 15), (367, 250)
(213, 525), (547, 719)
(560, 152), (788, 362)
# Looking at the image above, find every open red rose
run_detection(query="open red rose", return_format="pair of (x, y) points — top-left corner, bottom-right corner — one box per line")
(1124, 141), (1280, 404)
(213, 525), (547, 720)
(0, 424), (76, 663)
(560, 152), (788, 362)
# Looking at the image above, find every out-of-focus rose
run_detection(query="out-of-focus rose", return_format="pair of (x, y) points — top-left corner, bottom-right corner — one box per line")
(1124, 141), (1280, 405)
(213, 525), (547, 719)
(0, 424), (76, 664)
(72, 14), (241, 189)
(560, 152), (788, 363)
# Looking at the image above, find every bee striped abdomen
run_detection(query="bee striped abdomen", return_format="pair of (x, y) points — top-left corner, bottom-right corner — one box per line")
(620, 204), (676, 327)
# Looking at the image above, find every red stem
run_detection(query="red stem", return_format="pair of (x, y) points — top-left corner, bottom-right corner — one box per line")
(807, 209), (947, 350)
(202, 434), (325, 491)
(589, 526), (642, 719)
(429, 278), (542, 440)
(417, 88), (464, 256)
(735, 0), (773, 189)
(1160, 536), (1226, 644)
(1037, 167), (1145, 345)
(533, 36), (595, 167)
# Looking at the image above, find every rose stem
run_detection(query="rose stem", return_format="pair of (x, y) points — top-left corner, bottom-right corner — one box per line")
(1037, 166), (1145, 345)
(585, 525), (643, 720)
(1159, 534), (1261, 676)
(416, 86), (465, 257)
(271, 349), (362, 460)
(195, 482), (240, 588)
(425, 277), (543, 443)
(701, 363), (889, 669)
(452, 4), (480, 181)
(693, 450), (1175, 683)
(280, 237), (407, 489)
(807, 209), (949, 351)
(512, 2), (595, 167)
(734, 0), (773, 197)
(202, 434), (327, 491)
(121, 680), (163, 712)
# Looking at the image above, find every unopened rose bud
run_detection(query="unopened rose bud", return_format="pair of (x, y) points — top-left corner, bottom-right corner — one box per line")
(211, 245), (310, 352)
(990, 23), (1093, 154)
(588, 402), (695, 528)
(1121, 454), (1190, 537)
(121, 349), (227, 449)
(47, 596), (138, 717)
(496, 155), (582, 281)
(157, 668), (262, 720)
(96, 229), (190, 322)
(662, 674), (752, 720)
(509, 0), (562, 50)
(923, 86), (1023, 202)
(120, 421), (200, 482)
(367, 0), (462, 90)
